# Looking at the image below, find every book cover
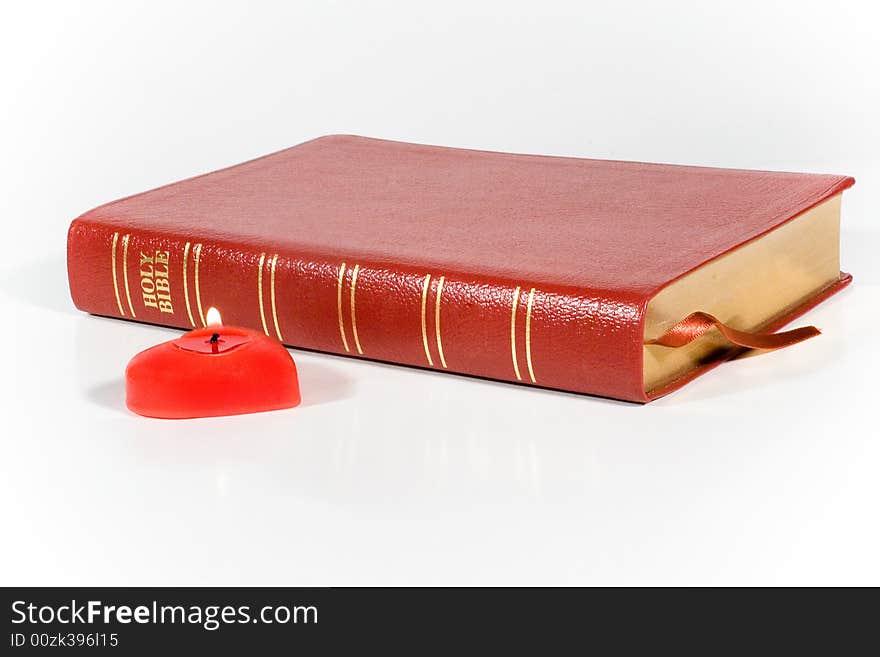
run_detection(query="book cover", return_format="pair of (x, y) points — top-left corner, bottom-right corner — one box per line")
(67, 135), (854, 402)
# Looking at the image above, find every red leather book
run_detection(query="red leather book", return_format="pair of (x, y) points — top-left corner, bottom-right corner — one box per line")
(67, 135), (854, 402)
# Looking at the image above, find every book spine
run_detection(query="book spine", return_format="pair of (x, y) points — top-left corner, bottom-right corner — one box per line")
(67, 217), (648, 401)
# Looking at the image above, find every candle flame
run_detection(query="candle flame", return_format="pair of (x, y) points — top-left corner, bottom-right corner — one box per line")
(206, 307), (222, 326)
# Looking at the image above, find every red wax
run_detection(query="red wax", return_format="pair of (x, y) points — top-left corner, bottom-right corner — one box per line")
(126, 325), (300, 419)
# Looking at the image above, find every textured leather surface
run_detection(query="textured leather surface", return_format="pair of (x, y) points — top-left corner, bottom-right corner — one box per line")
(67, 135), (854, 401)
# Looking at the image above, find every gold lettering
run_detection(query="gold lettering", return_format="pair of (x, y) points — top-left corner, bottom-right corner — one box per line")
(140, 249), (174, 313)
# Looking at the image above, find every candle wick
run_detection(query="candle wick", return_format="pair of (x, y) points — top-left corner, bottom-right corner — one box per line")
(210, 333), (220, 343)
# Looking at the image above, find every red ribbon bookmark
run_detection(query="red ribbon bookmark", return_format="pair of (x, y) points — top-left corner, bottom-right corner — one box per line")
(646, 311), (821, 350)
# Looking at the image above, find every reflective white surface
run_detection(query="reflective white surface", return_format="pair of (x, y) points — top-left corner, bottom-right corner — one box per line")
(1, 0), (878, 585)
(2, 251), (878, 585)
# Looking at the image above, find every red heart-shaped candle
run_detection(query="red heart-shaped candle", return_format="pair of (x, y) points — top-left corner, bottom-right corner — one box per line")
(125, 309), (300, 419)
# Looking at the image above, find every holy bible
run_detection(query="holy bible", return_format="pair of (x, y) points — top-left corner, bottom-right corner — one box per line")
(67, 135), (854, 402)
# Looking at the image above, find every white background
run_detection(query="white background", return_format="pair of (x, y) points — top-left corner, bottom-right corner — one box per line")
(1, 1), (877, 585)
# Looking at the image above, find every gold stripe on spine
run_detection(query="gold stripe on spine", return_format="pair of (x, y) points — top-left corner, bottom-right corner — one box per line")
(257, 252), (269, 336)
(350, 264), (363, 354)
(121, 234), (136, 318)
(510, 286), (522, 381)
(193, 243), (206, 327)
(434, 275), (447, 368)
(111, 232), (124, 316)
(270, 254), (283, 342)
(337, 263), (350, 352)
(182, 242), (195, 327)
(420, 274), (434, 366)
(525, 287), (536, 383)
